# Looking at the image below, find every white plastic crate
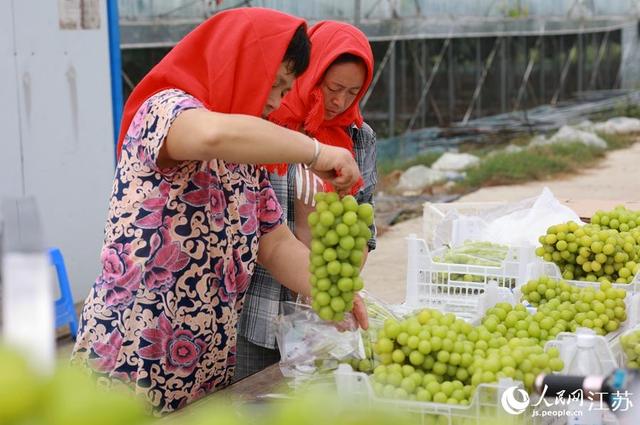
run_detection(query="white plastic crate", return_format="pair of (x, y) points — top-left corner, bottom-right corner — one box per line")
(423, 201), (507, 250)
(405, 234), (535, 322)
(335, 364), (563, 425)
(526, 259), (640, 293)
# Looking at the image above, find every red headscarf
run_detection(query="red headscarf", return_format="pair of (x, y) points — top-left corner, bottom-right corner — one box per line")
(267, 21), (374, 193)
(116, 8), (306, 157)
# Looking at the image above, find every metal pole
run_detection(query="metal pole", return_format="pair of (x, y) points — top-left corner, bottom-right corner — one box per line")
(361, 39), (396, 108)
(558, 36), (565, 100)
(589, 31), (610, 90)
(463, 37), (502, 124)
(606, 30), (613, 87)
(409, 40), (429, 128)
(448, 40), (455, 122)
(354, 0), (361, 26)
(421, 40), (428, 127)
(552, 40), (578, 105)
(400, 40), (407, 122)
(476, 38), (482, 117)
(540, 36), (546, 102)
(514, 36), (543, 111)
(577, 32), (583, 93)
(500, 36), (507, 112)
(389, 41), (396, 137)
(404, 38), (451, 133)
(107, 0), (123, 160)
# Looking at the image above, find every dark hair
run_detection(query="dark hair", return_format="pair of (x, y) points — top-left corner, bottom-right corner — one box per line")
(283, 25), (311, 76)
(331, 53), (365, 67)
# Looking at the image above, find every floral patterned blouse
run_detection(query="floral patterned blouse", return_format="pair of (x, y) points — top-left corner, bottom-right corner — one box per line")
(71, 89), (284, 414)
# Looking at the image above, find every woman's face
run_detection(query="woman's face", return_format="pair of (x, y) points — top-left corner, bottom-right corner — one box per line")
(263, 61), (295, 118)
(320, 60), (366, 120)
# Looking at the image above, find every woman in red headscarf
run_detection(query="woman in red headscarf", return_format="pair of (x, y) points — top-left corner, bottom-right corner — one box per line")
(237, 21), (378, 380)
(71, 8), (367, 413)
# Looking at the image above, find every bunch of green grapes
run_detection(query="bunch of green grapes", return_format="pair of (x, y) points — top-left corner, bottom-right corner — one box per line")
(438, 241), (510, 267)
(0, 347), (147, 425)
(342, 326), (376, 373)
(520, 276), (627, 337)
(308, 193), (374, 322)
(620, 329), (640, 369)
(535, 213), (640, 284)
(433, 241), (515, 286)
(369, 307), (563, 403)
(591, 206), (640, 232)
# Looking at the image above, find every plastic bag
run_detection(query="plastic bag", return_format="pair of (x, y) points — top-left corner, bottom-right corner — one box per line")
(437, 188), (583, 248)
(275, 302), (364, 381)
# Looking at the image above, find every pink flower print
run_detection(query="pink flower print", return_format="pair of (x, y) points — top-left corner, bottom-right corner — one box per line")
(258, 186), (283, 225)
(134, 180), (171, 229)
(98, 243), (142, 310)
(214, 249), (249, 304)
(166, 331), (207, 374)
(139, 313), (206, 375)
(180, 171), (227, 230)
(90, 329), (123, 373)
(126, 102), (150, 140)
(238, 188), (258, 235)
(143, 225), (190, 292)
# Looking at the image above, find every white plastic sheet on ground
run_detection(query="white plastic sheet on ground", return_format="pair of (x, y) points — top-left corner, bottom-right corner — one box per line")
(396, 165), (447, 192)
(431, 152), (480, 172)
(593, 117), (640, 134)
(529, 125), (608, 149)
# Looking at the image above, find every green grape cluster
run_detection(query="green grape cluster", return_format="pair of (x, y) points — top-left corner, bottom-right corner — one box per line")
(308, 193), (374, 322)
(591, 205), (640, 232)
(621, 329), (640, 369)
(345, 331), (375, 373)
(433, 241), (514, 286)
(436, 241), (509, 267)
(535, 211), (640, 284)
(520, 276), (627, 336)
(369, 307), (563, 404)
(0, 347), (147, 425)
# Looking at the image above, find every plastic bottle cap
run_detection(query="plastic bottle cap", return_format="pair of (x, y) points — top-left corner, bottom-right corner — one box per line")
(576, 332), (596, 348)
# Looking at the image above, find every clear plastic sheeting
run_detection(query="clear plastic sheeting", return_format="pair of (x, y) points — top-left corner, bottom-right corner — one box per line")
(117, 0), (640, 46)
(118, 0), (640, 23)
(378, 90), (640, 164)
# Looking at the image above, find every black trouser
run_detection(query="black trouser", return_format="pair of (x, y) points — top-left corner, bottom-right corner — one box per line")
(232, 334), (281, 382)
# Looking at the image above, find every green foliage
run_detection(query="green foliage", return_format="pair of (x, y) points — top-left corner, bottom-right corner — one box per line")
(458, 142), (604, 189)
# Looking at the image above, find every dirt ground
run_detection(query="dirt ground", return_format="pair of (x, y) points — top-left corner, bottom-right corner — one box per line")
(362, 142), (640, 304)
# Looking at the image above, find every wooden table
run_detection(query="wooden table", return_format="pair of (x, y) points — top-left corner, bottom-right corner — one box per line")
(215, 364), (287, 402)
(160, 364), (288, 422)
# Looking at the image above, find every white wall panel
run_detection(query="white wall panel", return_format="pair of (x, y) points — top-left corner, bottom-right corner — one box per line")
(7, 0), (115, 302)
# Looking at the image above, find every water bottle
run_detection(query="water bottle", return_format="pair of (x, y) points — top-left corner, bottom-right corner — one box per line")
(563, 328), (605, 425)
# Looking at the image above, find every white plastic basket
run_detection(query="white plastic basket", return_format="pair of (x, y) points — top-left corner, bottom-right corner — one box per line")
(335, 364), (564, 425)
(405, 234), (535, 322)
(423, 201), (507, 250)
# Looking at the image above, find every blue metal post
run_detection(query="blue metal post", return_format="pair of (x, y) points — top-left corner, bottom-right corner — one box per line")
(107, 0), (123, 163)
